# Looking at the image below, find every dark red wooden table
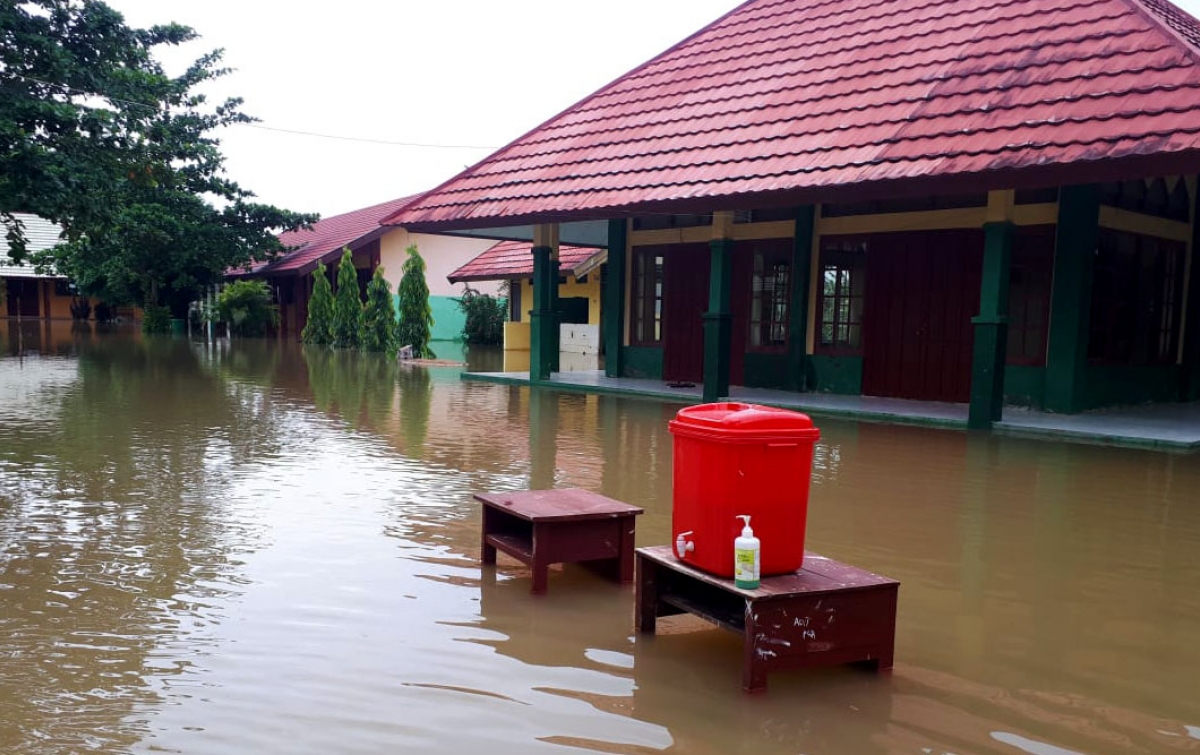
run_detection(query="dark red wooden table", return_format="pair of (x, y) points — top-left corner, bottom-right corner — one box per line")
(635, 545), (898, 692)
(476, 488), (643, 594)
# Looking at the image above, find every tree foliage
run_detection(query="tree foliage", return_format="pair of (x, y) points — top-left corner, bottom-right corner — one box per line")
(457, 285), (506, 345)
(331, 248), (362, 349)
(360, 267), (399, 355)
(397, 245), (434, 358)
(302, 263), (334, 345)
(1, 0), (316, 313)
(217, 279), (278, 337)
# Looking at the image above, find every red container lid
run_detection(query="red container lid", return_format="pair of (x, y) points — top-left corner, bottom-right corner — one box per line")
(668, 402), (820, 443)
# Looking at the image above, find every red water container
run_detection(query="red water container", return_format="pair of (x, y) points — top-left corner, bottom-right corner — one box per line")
(668, 403), (820, 577)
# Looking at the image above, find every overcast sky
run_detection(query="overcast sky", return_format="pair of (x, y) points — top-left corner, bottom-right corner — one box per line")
(103, 0), (740, 218)
(105, 0), (1200, 220)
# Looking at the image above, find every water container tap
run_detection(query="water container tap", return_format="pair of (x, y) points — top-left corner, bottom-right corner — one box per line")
(675, 531), (695, 560)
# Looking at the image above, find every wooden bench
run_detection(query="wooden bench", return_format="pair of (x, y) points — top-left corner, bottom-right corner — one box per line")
(635, 545), (898, 692)
(476, 488), (643, 594)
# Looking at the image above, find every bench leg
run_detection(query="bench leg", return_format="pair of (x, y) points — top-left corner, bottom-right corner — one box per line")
(742, 608), (768, 693)
(531, 523), (549, 594)
(480, 509), (497, 565)
(636, 555), (659, 633)
(617, 517), (636, 583)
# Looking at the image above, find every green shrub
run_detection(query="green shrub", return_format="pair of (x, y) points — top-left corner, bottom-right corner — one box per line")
(331, 247), (362, 348)
(457, 285), (505, 345)
(302, 262), (334, 345)
(360, 267), (399, 355)
(397, 245), (433, 358)
(142, 304), (171, 334)
(217, 279), (279, 337)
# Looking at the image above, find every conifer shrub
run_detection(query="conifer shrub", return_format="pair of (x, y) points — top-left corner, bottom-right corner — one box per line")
(360, 267), (400, 355)
(302, 262), (334, 345)
(397, 245), (434, 358)
(331, 247), (362, 349)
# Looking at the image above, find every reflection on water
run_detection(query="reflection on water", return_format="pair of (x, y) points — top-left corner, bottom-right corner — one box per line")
(1, 321), (1199, 754)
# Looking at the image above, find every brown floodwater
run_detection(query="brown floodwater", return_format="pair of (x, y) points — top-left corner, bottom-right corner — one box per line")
(1, 319), (1198, 755)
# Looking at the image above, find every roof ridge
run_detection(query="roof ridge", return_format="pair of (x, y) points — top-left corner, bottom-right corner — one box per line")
(1124, 0), (1200, 66)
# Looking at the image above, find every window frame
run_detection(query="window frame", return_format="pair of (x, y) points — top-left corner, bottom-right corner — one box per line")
(815, 238), (867, 356)
(747, 242), (792, 353)
(629, 247), (664, 347)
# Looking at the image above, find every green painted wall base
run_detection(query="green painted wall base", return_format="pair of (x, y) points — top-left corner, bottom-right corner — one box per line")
(809, 355), (863, 394)
(622, 346), (664, 379)
(744, 352), (790, 389)
(1003, 366), (1046, 408)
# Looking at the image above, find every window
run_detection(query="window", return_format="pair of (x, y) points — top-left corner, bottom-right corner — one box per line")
(1006, 229), (1054, 366)
(749, 245), (790, 351)
(1088, 229), (1185, 365)
(631, 249), (664, 345)
(817, 240), (866, 353)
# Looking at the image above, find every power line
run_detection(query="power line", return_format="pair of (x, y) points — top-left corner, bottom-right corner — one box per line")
(2, 70), (498, 150)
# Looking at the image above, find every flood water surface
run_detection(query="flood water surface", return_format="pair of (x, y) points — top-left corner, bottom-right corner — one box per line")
(1, 322), (1198, 754)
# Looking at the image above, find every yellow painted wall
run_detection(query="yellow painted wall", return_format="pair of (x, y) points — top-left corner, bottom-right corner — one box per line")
(512, 275), (600, 324)
(504, 321), (531, 349)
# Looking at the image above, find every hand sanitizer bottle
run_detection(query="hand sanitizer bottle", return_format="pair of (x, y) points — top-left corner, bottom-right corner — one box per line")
(734, 515), (760, 589)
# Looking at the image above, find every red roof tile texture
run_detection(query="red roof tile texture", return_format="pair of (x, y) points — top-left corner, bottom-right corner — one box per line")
(388, 0), (1200, 230)
(238, 194), (422, 277)
(447, 240), (604, 283)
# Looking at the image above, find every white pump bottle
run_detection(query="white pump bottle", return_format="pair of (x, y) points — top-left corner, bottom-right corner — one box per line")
(733, 515), (761, 589)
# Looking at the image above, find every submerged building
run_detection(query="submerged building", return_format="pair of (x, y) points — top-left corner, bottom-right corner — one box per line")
(387, 0), (1200, 425)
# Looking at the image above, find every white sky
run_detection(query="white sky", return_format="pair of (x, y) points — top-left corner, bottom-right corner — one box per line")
(105, 0), (1200, 220)
(105, 0), (741, 218)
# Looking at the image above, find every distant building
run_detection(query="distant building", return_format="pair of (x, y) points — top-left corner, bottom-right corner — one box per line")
(230, 196), (499, 342)
(1, 213), (78, 319)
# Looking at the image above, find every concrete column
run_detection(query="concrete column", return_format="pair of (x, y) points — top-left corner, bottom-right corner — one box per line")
(969, 221), (1014, 428)
(1044, 185), (1100, 414)
(786, 206), (816, 392)
(603, 219), (628, 378)
(702, 237), (734, 403)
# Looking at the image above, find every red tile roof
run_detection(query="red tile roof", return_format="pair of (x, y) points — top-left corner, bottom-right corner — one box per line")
(387, 0), (1200, 231)
(234, 194), (422, 277)
(447, 240), (606, 283)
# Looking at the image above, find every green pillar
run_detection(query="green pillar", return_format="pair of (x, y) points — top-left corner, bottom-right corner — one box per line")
(969, 221), (1014, 428)
(1044, 185), (1100, 413)
(548, 254), (561, 373)
(603, 219), (627, 378)
(702, 238), (734, 403)
(1183, 177), (1200, 401)
(786, 207), (815, 391)
(530, 245), (555, 381)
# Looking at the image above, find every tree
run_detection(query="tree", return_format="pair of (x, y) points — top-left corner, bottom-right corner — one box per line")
(1, 1), (316, 313)
(360, 267), (399, 355)
(331, 248), (362, 349)
(456, 285), (506, 345)
(397, 245), (434, 359)
(216, 279), (278, 337)
(302, 263), (334, 345)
